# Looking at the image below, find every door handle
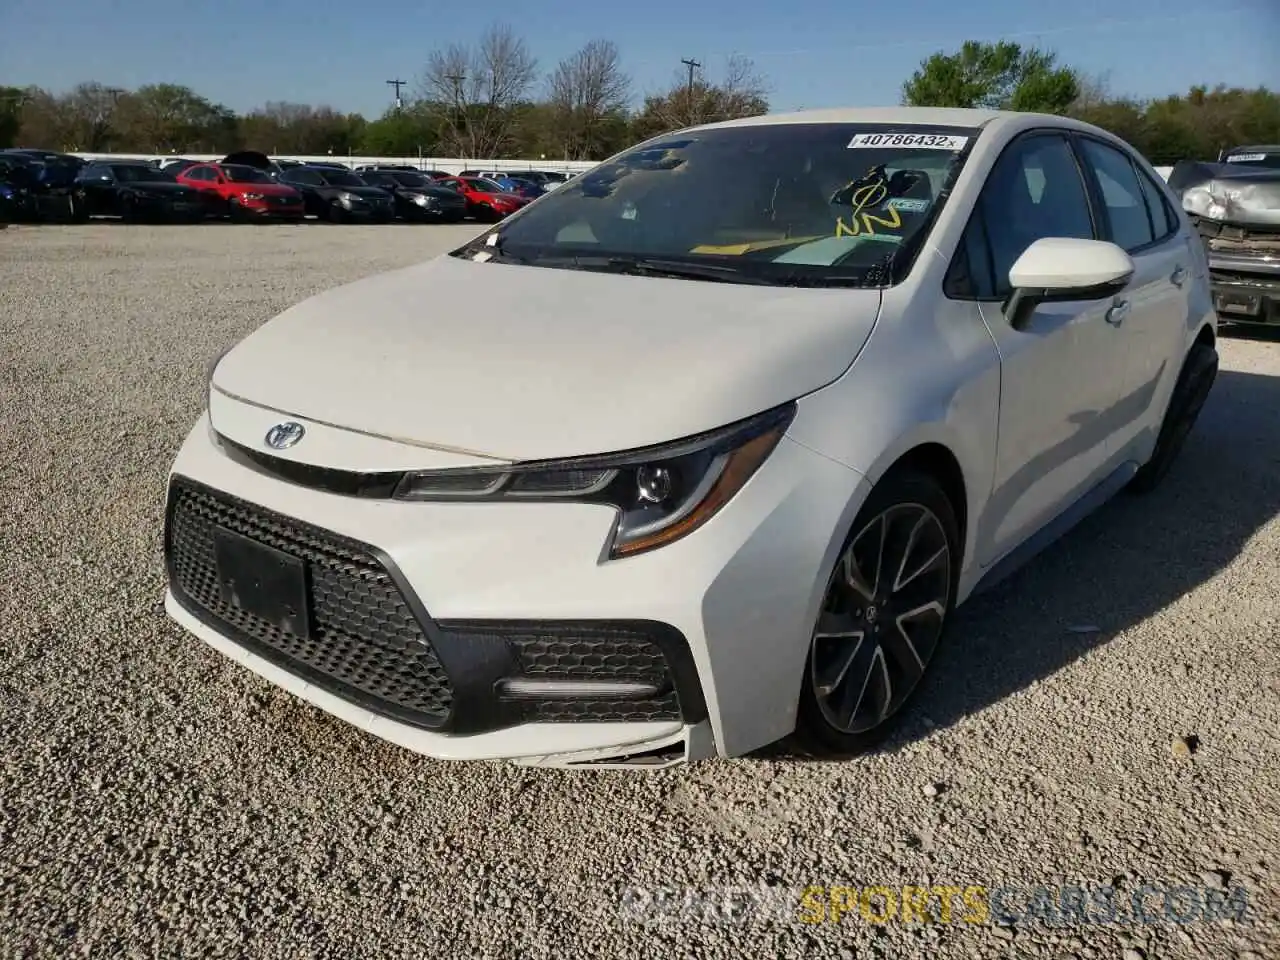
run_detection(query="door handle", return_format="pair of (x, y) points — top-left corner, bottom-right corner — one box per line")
(1170, 265), (1187, 287)
(1105, 300), (1130, 326)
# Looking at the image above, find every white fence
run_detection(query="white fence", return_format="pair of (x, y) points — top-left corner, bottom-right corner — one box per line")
(70, 153), (599, 176)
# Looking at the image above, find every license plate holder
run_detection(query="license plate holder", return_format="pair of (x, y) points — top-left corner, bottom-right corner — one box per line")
(1217, 292), (1262, 316)
(213, 528), (311, 638)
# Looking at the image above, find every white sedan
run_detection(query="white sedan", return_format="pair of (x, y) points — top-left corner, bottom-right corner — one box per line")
(164, 107), (1218, 769)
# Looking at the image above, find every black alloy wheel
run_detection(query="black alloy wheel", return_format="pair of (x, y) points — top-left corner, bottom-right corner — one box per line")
(795, 470), (958, 757)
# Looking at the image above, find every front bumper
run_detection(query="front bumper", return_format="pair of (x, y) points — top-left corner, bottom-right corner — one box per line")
(242, 200), (306, 220)
(1209, 259), (1280, 324)
(162, 406), (864, 766)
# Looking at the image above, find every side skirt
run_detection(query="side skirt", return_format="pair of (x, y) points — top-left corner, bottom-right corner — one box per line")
(968, 460), (1140, 599)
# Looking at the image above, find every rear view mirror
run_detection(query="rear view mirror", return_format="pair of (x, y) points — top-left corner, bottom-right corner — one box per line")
(1005, 237), (1134, 331)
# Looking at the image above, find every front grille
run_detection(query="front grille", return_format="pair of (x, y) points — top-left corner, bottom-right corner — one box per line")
(165, 476), (454, 728)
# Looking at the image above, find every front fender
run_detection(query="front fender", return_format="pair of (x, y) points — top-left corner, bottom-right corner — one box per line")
(786, 296), (1001, 581)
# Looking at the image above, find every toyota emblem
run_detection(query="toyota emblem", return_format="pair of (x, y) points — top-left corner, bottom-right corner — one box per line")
(264, 421), (305, 450)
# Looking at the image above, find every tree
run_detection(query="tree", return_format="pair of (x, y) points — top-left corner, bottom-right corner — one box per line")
(419, 24), (539, 158)
(113, 84), (236, 153)
(358, 106), (440, 157)
(630, 54), (769, 141)
(902, 41), (1079, 114)
(546, 39), (632, 160)
(0, 86), (32, 148)
(60, 82), (128, 151)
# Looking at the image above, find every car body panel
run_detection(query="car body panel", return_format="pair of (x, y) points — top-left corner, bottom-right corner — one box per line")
(211, 254), (884, 461)
(169, 406), (867, 758)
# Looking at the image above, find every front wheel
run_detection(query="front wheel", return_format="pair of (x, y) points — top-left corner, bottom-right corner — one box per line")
(1126, 340), (1218, 495)
(793, 469), (959, 758)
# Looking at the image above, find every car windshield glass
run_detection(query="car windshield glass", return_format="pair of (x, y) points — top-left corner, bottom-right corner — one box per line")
(223, 165), (273, 183)
(321, 170), (365, 187)
(478, 123), (977, 286)
(390, 172), (431, 187)
(466, 178), (501, 192)
(113, 165), (174, 182)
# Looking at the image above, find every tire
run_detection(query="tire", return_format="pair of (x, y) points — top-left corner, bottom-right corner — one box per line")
(792, 469), (960, 758)
(1126, 340), (1218, 495)
(67, 192), (89, 223)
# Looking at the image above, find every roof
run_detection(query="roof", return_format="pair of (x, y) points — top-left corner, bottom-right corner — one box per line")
(687, 106), (1015, 132)
(680, 105), (1111, 139)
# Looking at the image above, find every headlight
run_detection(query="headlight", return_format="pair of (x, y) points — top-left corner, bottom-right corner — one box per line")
(241, 192), (265, 201)
(412, 193), (435, 206)
(338, 191), (361, 205)
(393, 403), (795, 559)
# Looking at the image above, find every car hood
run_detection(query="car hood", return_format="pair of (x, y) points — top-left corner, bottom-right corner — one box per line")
(1170, 160), (1280, 227)
(326, 184), (388, 198)
(211, 254), (882, 462)
(126, 182), (196, 194)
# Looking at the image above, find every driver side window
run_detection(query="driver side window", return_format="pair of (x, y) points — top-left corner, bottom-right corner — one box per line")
(949, 133), (1096, 300)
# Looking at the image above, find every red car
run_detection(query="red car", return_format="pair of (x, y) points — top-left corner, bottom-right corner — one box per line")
(437, 176), (529, 221)
(175, 163), (305, 220)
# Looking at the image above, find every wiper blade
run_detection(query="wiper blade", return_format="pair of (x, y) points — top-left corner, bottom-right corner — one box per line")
(543, 254), (778, 285)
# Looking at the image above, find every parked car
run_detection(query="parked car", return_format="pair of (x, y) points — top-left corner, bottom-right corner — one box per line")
(0, 149), (82, 220)
(506, 170), (569, 191)
(175, 163), (305, 220)
(357, 169), (468, 222)
(435, 175), (528, 220)
(72, 161), (206, 222)
(275, 165), (395, 222)
(500, 176), (547, 200)
(1167, 151), (1280, 326)
(1216, 144), (1280, 168)
(165, 107), (1218, 770)
(0, 156), (38, 223)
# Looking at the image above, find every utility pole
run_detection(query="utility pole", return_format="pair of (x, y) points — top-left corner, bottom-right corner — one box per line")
(680, 58), (701, 125)
(445, 73), (466, 157)
(386, 78), (406, 111)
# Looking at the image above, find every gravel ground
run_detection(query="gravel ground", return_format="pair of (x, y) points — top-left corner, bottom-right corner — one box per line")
(1, 223), (1277, 959)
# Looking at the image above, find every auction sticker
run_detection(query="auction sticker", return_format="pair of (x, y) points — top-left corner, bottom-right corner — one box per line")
(848, 133), (968, 150)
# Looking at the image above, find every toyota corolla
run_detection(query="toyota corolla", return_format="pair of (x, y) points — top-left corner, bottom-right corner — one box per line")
(164, 107), (1218, 769)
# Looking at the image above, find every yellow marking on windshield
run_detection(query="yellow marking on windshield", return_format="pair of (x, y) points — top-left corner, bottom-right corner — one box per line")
(690, 236), (825, 255)
(834, 177), (903, 237)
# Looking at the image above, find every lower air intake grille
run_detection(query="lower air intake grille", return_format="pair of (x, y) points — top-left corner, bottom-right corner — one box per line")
(165, 476), (454, 728)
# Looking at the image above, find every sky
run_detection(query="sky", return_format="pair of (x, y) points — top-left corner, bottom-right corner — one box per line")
(2, 0), (1277, 119)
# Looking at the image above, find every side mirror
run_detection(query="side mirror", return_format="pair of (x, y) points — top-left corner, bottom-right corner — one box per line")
(1004, 238), (1134, 331)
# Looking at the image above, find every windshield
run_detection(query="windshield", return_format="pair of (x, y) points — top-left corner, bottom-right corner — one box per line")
(320, 169), (366, 187)
(390, 172), (432, 188)
(464, 178), (504, 193)
(223, 165), (273, 183)
(478, 123), (977, 286)
(113, 165), (175, 183)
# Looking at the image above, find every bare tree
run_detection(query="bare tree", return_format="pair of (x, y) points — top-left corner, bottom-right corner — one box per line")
(716, 54), (769, 120)
(546, 39), (631, 160)
(58, 82), (126, 151)
(419, 24), (538, 158)
(632, 54), (770, 140)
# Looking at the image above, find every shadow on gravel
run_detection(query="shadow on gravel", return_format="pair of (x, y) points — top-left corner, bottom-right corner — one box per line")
(757, 364), (1280, 763)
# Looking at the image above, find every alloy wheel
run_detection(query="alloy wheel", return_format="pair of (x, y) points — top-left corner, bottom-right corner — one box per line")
(810, 502), (952, 736)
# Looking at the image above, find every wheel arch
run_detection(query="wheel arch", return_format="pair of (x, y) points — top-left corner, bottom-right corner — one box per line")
(880, 443), (969, 554)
